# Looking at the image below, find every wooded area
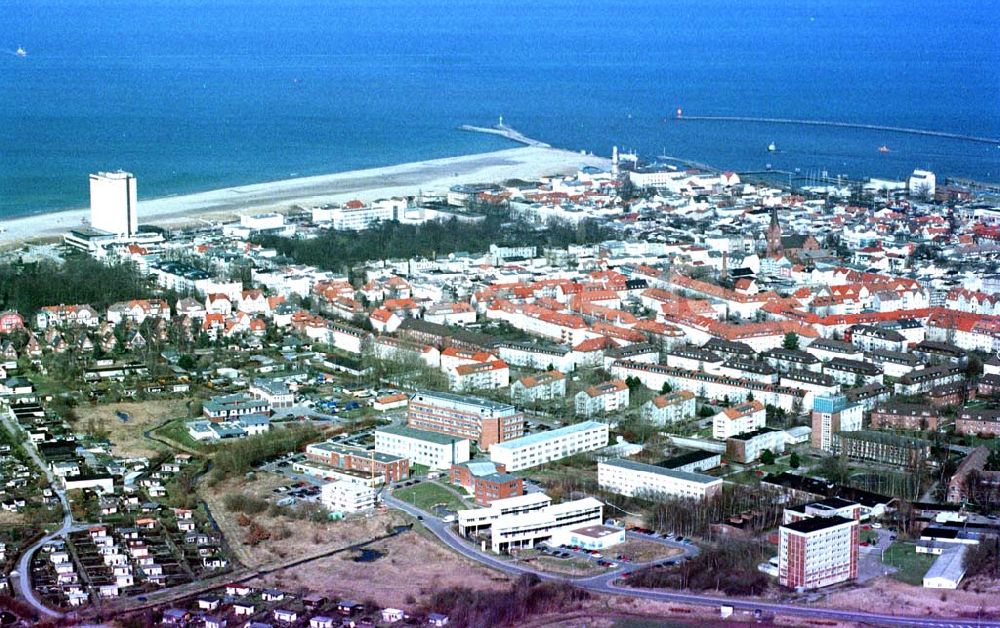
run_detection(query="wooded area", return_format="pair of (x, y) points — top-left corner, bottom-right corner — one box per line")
(424, 574), (589, 627)
(0, 256), (155, 315)
(626, 540), (770, 595)
(211, 424), (321, 482)
(256, 214), (616, 272)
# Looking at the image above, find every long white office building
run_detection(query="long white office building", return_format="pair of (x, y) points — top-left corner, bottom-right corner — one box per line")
(490, 497), (604, 554)
(458, 493), (553, 536)
(488, 421), (609, 471)
(598, 459), (723, 501)
(374, 425), (470, 470)
(458, 494), (604, 554)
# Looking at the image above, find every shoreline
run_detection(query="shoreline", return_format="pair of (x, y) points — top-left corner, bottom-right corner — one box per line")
(0, 146), (609, 246)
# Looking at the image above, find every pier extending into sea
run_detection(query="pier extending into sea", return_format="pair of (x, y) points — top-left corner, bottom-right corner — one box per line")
(460, 122), (551, 148)
(677, 115), (1000, 145)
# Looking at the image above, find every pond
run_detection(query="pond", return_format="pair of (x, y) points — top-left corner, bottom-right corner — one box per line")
(352, 548), (385, 563)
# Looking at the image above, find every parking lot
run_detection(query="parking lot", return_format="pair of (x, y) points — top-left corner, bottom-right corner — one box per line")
(533, 526), (694, 572)
(857, 523), (899, 582)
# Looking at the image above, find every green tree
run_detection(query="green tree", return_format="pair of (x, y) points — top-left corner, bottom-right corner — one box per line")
(789, 451), (801, 469)
(177, 354), (197, 370)
(660, 381), (672, 394)
(782, 332), (800, 350)
(760, 449), (776, 465)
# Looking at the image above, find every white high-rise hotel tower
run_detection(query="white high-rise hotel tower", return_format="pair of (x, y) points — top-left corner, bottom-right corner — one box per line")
(89, 171), (137, 236)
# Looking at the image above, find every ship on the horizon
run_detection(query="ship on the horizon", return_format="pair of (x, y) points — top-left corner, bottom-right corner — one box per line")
(768, 141), (777, 152)
(879, 145), (890, 153)
(16, 47), (26, 57)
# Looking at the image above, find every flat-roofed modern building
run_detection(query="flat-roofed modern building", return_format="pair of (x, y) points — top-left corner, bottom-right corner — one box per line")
(726, 427), (786, 463)
(550, 524), (625, 551)
(89, 171), (137, 237)
(375, 425), (470, 470)
(598, 459), (722, 501)
(779, 515), (858, 589)
(301, 442), (409, 484)
(488, 497), (605, 554)
(810, 393), (863, 452)
(320, 480), (376, 513)
(407, 390), (524, 451)
(658, 449), (720, 474)
(458, 492), (553, 536)
(782, 497), (861, 524)
(489, 421), (609, 471)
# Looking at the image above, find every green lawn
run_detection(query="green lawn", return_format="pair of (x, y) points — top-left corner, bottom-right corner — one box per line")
(882, 542), (937, 585)
(394, 481), (467, 513)
(154, 419), (210, 453)
(725, 470), (763, 485)
(760, 459), (792, 475)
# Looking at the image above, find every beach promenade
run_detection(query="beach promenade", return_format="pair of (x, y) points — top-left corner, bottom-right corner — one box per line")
(0, 146), (608, 245)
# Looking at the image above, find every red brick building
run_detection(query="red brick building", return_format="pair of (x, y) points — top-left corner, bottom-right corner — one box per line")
(0, 311), (24, 333)
(303, 442), (409, 483)
(450, 460), (523, 506)
(927, 382), (969, 408)
(978, 374), (1000, 398)
(407, 390), (523, 451)
(956, 409), (1000, 437)
(870, 403), (940, 431)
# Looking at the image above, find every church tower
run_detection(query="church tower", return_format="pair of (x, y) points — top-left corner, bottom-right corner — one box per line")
(766, 207), (783, 257)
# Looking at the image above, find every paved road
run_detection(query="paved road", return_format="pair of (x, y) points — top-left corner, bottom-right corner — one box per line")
(382, 492), (1000, 628)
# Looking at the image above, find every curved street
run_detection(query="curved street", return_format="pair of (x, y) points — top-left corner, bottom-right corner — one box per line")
(382, 492), (1000, 628)
(2, 407), (76, 619)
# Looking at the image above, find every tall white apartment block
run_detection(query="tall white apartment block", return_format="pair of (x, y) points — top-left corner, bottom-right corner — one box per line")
(779, 515), (858, 589)
(89, 171), (137, 236)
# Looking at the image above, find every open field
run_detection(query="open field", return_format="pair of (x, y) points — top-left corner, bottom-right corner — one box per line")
(822, 575), (1000, 620)
(247, 527), (510, 608)
(201, 472), (409, 569)
(394, 481), (468, 512)
(73, 399), (191, 458)
(881, 542), (936, 585)
(614, 539), (684, 563)
(154, 417), (212, 454)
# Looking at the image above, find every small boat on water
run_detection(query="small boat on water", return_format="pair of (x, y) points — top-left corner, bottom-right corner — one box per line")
(768, 142), (777, 152)
(16, 47), (26, 57)
(879, 145), (890, 153)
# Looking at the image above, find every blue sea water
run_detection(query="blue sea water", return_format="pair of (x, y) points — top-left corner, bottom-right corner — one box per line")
(1, 0), (999, 217)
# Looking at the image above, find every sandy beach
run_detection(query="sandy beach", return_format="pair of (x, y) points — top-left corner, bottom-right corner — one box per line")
(0, 146), (609, 245)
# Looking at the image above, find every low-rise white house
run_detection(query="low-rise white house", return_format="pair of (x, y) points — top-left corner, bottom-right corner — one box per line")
(510, 370), (567, 405)
(574, 380), (629, 417)
(249, 378), (294, 408)
(640, 390), (696, 425)
(712, 400), (765, 439)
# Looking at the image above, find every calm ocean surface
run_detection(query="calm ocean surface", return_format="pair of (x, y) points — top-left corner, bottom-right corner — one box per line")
(2, 0), (998, 217)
